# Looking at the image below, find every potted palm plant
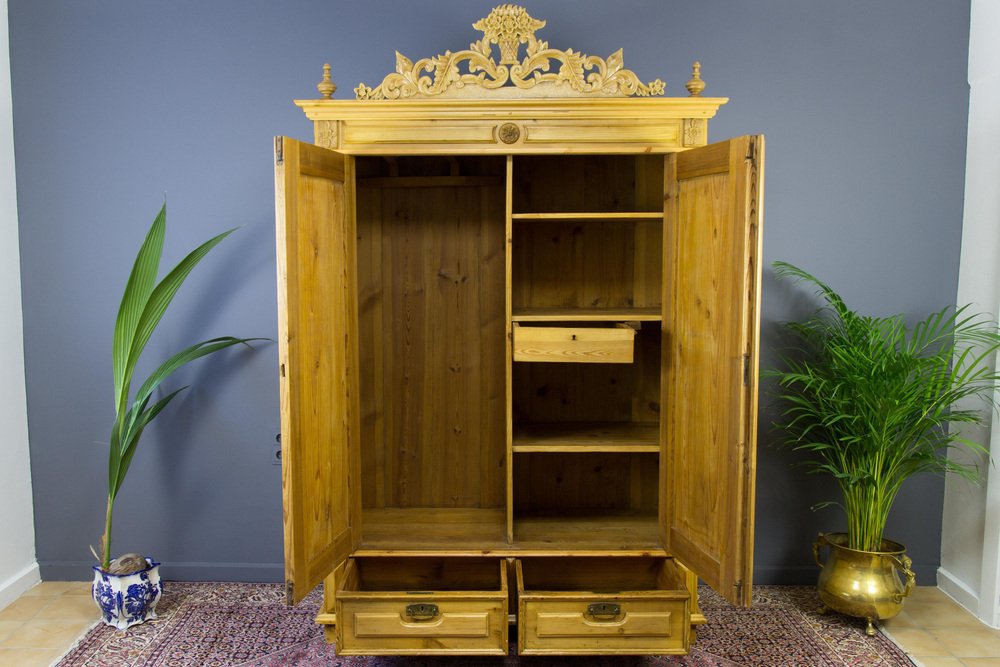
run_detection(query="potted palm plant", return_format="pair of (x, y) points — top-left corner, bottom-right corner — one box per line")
(91, 203), (259, 630)
(766, 261), (1000, 635)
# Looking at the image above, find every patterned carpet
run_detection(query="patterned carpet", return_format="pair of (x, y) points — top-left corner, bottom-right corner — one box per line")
(56, 583), (914, 666)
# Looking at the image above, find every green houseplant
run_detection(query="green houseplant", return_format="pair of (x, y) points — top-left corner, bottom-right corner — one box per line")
(92, 203), (258, 630)
(766, 261), (1000, 633)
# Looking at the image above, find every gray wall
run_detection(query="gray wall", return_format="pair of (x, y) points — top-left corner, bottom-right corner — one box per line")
(8, 0), (970, 585)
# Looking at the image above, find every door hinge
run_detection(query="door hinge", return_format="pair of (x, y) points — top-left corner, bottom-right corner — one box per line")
(285, 580), (294, 605)
(275, 137), (284, 165)
(745, 139), (756, 165)
(742, 353), (750, 386)
(734, 579), (744, 600)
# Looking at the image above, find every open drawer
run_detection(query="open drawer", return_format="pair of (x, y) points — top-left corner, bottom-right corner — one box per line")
(516, 557), (690, 655)
(335, 557), (508, 655)
(513, 323), (636, 363)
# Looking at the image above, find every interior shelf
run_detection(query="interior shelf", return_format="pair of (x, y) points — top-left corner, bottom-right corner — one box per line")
(513, 511), (662, 551)
(512, 307), (661, 322)
(513, 421), (660, 453)
(511, 212), (663, 221)
(356, 508), (664, 555)
(359, 508), (507, 553)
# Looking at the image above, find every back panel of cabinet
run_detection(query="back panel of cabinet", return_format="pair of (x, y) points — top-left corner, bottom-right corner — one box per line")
(354, 156), (508, 511)
(511, 155), (663, 314)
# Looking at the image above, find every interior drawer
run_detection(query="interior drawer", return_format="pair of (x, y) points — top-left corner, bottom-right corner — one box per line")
(516, 557), (690, 655)
(513, 324), (636, 363)
(335, 557), (508, 655)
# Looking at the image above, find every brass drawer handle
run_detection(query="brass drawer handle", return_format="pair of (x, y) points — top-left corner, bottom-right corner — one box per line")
(405, 603), (440, 619)
(587, 602), (621, 618)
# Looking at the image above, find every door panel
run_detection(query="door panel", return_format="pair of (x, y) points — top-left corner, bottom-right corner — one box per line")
(275, 136), (362, 604)
(661, 136), (764, 607)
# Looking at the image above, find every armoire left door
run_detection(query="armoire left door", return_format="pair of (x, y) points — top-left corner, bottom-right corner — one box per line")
(274, 136), (362, 604)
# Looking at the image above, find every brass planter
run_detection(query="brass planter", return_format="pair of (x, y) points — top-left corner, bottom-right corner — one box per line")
(813, 532), (915, 635)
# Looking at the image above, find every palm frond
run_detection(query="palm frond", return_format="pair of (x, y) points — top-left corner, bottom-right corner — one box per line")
(100, 205), (263, 570)
(766, 261), (1000, 551)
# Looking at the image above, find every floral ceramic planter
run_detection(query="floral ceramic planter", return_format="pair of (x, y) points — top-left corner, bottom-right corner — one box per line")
(92, 558), (162, 630)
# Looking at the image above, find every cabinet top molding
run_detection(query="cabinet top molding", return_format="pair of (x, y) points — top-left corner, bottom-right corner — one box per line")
(332, 3), (698, 101)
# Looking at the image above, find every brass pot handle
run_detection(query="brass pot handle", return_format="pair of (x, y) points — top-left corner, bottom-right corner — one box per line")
(813, 533), (829, 568)
(888, 554), (915, 602)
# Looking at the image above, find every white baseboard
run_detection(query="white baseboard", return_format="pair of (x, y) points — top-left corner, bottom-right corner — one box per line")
(0, 561), (40, 611)
(937, 566), (995, 627)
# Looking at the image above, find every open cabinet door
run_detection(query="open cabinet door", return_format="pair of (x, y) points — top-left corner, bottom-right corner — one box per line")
(661, 136), (764, 607)
(275, 136), (362, 605)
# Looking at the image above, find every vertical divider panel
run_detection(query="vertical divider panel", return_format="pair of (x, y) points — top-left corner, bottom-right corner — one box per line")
(659, 153), (677, 551)
(345, 155), (363, 547)
(505, 155), (515, 543)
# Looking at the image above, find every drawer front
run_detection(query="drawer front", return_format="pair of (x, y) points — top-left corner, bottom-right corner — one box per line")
(520, 597), (689, 654)
(513, 326), (635, 363)
(336, 557), (509, 655)
(338, 598), (507, 655)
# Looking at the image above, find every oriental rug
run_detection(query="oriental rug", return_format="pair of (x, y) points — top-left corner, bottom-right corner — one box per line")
(55, 583), (914, 667)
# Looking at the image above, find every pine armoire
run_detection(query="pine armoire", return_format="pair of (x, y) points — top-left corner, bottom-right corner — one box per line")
(275, 4), (763, 656)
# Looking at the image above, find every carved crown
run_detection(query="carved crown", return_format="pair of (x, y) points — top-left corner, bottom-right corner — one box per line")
(348, 4), (669, 100)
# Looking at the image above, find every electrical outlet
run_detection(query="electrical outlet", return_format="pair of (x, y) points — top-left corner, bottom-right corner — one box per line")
(272, 432), (282, 466)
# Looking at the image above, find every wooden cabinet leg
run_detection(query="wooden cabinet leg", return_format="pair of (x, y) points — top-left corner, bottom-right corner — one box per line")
(678, 561), (707, 644)
(315, 564), (343, 644)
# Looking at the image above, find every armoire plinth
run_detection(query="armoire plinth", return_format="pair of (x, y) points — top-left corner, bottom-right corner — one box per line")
(275, 4), (763, 656)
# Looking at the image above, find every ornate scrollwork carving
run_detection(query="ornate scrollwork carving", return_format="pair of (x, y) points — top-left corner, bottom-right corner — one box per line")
(353, 4), (665, 100)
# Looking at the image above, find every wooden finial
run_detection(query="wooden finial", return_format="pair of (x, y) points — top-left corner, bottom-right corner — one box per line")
(685, 61), (705, 97)
(317, 63), (337, 99)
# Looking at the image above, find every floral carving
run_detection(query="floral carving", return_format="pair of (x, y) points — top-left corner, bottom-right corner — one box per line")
(315, 121), (338, 149)
(353, 5), (665, 100)
(473, 3), (545, 65)
(683, 118), (706, 146)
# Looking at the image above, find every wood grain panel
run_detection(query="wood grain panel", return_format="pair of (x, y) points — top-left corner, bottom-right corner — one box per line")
(275, 137), (360, 604)
(513, 453), (658, 512)
(661, 136), (763, 607)
(512, 155), (662, 214)
(517, 558), (689, 655)
(360, 508), (507, 551)
(513, 325), (635, 363)
(355, 170), (506, 510)
(513, 512), (661, 551)
(512, 421), (659, 453)
(512, 327), (661, 424)
(511, 220), (660, 311)
(357, 186), (385, 509)
(505, 155), (515, 543)
(522, 119), (681, 146)
(512, 307), (661, 322)
(336, 558), (508, 655)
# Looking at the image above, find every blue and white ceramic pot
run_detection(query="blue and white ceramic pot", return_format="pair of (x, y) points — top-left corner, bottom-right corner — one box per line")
(91, 557), (162, 630)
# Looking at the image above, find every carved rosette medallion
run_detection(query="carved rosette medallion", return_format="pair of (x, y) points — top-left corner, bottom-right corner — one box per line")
(353, 4), (665, 100)
(496, 122), (521, 144)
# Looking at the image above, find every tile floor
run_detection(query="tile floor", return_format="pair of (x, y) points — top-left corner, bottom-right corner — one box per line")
(0, 581), (95, 667)
(881, 587), (1000, 667)
(0, 582), (996, 666)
